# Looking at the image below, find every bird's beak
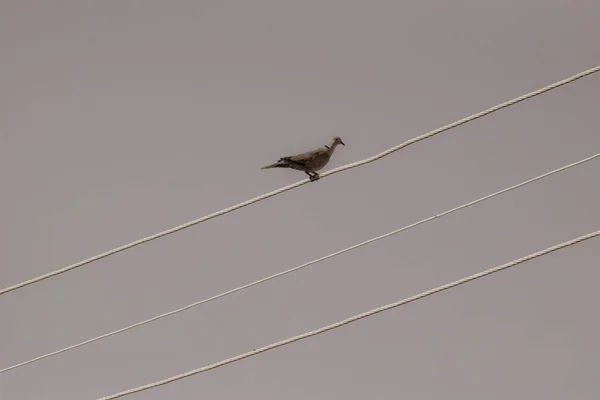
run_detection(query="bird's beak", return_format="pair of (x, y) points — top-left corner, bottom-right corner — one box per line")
(340, 140), (345, 146)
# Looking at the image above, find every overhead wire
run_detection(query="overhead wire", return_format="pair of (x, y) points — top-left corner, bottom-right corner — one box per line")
(96, 229), (600, 399)
(3, 152), (598, 374)
(1, 66), (598, 297)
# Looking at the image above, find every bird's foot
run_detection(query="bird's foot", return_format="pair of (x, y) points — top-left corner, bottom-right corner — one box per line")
(309, 173), (320, 182)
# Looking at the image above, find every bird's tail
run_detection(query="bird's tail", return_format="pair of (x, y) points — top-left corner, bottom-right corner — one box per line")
(261, 160), (286, 169)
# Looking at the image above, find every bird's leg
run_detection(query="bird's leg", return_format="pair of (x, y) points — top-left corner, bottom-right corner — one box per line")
(304, 171), (320, 181)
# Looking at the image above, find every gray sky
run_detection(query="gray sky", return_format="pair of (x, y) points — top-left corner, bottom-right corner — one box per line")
(1, 1), (600, 399)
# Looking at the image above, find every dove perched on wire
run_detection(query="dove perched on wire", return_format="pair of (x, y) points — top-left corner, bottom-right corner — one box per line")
(261, 136), (346, 181)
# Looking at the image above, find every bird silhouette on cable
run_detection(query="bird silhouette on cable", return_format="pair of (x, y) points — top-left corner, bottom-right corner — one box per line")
(261, 136), (345, 181)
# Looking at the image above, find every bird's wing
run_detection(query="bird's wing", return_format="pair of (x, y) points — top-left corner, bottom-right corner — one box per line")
(283, 148), (325, 165)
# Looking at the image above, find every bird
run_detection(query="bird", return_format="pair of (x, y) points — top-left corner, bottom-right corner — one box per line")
(261, 136), (346, 181)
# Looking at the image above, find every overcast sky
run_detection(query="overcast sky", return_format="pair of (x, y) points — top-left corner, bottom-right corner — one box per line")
(1, 1), (600, 399)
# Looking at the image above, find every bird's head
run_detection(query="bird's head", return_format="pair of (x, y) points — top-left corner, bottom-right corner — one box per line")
(332, 136), (345, 146)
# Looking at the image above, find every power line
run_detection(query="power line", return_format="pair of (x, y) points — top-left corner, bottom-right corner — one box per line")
(3, 152), (597, 374)
(1, 67), (598, 297)
(96, 229), (600, 399)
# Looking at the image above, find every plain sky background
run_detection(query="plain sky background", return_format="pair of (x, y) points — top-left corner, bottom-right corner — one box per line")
(1, 1), (600, 399)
